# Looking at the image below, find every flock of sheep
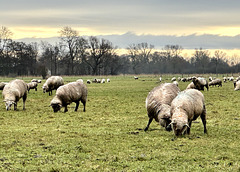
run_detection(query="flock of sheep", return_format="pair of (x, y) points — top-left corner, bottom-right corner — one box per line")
(145, 75), (240, 136)
(1, 74), (238, 137)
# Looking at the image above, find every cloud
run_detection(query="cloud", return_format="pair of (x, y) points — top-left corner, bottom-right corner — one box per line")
(16, 32), (240, 50)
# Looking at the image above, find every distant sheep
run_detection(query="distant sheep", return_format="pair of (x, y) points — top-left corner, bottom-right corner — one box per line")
(209, 79), (222, 87)
(50, 81), (88, 113)
(172, 81), (178, 87)
(171, 77), (176, 82)
(159, 77), (162, 82)
(134, 76), (138, 80)
(101, 79), (105, 83)
(87, 80), (91, 84)
(27, 82), (38, 92)
(107, 78), (110, 82)
(192, 77), (209, 91)
(186, 82), (196, 90)
(42, 76), (64, 96)
(145, 83), (180, 131)
(0, 82), (7, 90)
(169, 89), (207, 136)
(2, 79), (28, 111)
(234, 80), (240, 91)
(76, 79), (84, 83)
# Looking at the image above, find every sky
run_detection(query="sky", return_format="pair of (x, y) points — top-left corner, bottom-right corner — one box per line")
(1, 0), (240, 55)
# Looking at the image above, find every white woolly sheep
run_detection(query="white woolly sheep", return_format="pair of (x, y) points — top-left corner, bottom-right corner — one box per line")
(209, 79), (222, 87)
(76, 79), (84, 83)
(192, 77), (209, 91)
(50, 81), (88, 113)
(107, 78), (110, 82)
(172, 81), (178, 87)
(169, 89), (207, 136)
(159, 77), (162, 82)
(171, 77), (176, 82)
(2, 79), (28, 111)
(42, 76), (64, 96)
(27, 82), (38, 92)
(145, 83), (180, 131)
(0, 82), (7, 90)
(234, 80), (240, 91)
(134, 76), (138, 80)
(101, 79), (105, 83)
(186, 82), (196, 90)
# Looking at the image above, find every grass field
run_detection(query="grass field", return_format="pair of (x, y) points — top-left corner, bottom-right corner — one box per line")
(0, 75), (240, 171)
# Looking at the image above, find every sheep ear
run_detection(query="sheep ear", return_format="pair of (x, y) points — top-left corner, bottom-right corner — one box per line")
(184, 124), (190, 128)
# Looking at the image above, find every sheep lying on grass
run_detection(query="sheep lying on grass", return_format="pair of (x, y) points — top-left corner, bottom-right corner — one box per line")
(169, 89), (207, 136)
(50, 81), (88, 113)
(145, 83), (180, 131)
(2, 79), (28, 111)
(42, 76), (64, 96)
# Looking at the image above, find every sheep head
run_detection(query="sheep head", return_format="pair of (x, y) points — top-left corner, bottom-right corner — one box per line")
(170, 118), (190, 136)
(4, 100), (16, 111)
(42, 85), (49, 93)
(51, 103), (62, 112)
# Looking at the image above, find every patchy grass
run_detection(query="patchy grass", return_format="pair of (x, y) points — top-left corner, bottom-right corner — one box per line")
(0, 75), (240, 171)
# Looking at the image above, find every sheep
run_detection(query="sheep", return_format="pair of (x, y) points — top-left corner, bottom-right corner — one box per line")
(134, 76), (138, 80)
(76, 79), (84, 83)
(50, 81), (88, 113)
(186, 82), (196, 90)
(0, 82), (7, 90)
(169, 89), (207, 136)
(31, 79), (38, 82)
(234, 80), (240, 91)
(223, 77), (227, 83)
(171, 77), (176, 82)
(87, 80), (91, 84)
(159, 77), (162, 82)
(107, 78), (110, 82)
(172, 81), (178, 87)
(42, 76), (64, 96)
(101, 79), (105, 83)
(2, 79), (28, 111)
(145, 83), (180, 131)
(27, 81), (38, 92)
(192, 77), (209, 91)
(209, 79), (222, 87)
(38, 80), (42, 83)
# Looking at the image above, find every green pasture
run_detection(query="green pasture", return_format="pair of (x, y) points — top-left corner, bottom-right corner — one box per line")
(0, 75), (240, 171)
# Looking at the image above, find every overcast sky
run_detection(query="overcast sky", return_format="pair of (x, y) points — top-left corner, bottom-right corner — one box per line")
(1, 0), (240, 50)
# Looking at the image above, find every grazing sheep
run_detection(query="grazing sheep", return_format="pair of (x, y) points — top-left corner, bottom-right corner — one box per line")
(38, 80), (42, 83)
(223, 77), (227, 83)
(76, 79), (84, 83)
(42, 76), (64, 96)
(31, 79), (38, 82)
(171, 77), (176, 82)
(159, 77), (162, 82)
(209, 79), (222, 87)
(2, 79), (28, 111)
(27, 82), (38, 92)
(101, 79), (105, 83)
(87, 80), (91, 84)
(234, 80), (240, 91)
(181, 78), (187, 82)
(0, 82), (7, 90)
(107, 78), (110, 82)
(145, 83), (180, 131)
(186, 82), (196, 90)
(169, 89), (207, 136)
(172, 81), (178, 87)
(192, 77), (209, 91)
(134, 76), (138, 80)
(50, 81), (88, 113)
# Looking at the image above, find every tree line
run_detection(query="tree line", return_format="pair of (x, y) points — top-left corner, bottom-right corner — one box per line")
(0, 26), (240, 78)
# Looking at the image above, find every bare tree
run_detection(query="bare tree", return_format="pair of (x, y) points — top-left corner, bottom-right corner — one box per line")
(213, 50), (226, 75)
(83, 36), (114, 75)
(59, 26), (78, 75)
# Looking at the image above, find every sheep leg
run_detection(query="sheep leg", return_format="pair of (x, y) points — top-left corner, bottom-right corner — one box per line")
(75, 101), (79, 111)
(200, 105), (207, 134)
(14, 103), (17, 111)
(64, 106), (68, 113)
(186, 121), (192, 135)
(81, 99), (86, 112)
(144, 118), (153, 131)
(22, 94), (27, 110)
